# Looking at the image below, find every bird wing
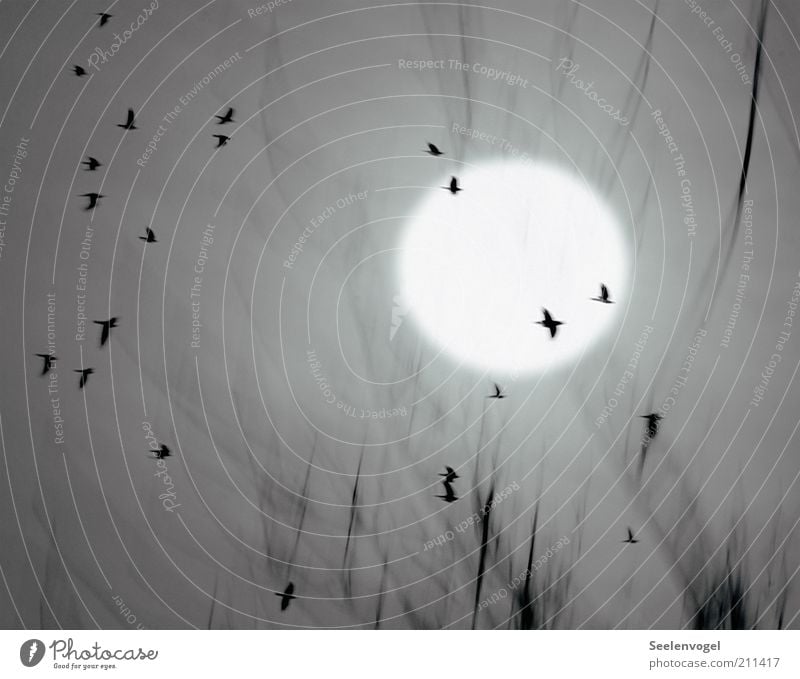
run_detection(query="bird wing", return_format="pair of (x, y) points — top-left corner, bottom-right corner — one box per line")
(601, 284), (609, 299)
(627, 528), (634, 541)
(126, 109), (134, 125)
(543, 309), (552, 323)
(549, 325), (557, 338)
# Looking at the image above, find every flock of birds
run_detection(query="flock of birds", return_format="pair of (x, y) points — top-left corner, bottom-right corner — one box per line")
(36, 8), (279, 612)
(427, 141), (650, 547)
(32, 13), (657, 617)
(61, 99), (236, 401)
(46, 105), (234, 412)
(59, 16), (238, 397)
(429, 142), (615, 340)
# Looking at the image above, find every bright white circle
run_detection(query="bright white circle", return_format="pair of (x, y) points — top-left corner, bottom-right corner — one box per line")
(398, 161), (629, 375)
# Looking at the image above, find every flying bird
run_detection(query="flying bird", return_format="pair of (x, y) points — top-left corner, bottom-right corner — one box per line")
(487, 383), (506, 399)
(117, 108), (137, 130)
(439, 466), (459, 484)
(93, 317), (118, 347)
(640, 413), (662, 440)
(622, 527), (639, 544)
(426, 142), (443, 156)
(80, 193), (104, 210)
(74, 368), (94, 389)
(443, 176), (462, 194)
(139, 227), (157, 243)
(82, 156), (101, 171)
(96, 13), (112, 27)
(213, 134), (229, 148)
(591, 283), (614, 304)
(638, 412), (663, 479)
(215, 107), (234, 124)
(436, 481), (458, 503)
(535, 308), (564, 339)
(73, 65), (87, 77)
(34, 354), (57, 375)
(276, 582), (296, 611)
(149, 444), (171, 460)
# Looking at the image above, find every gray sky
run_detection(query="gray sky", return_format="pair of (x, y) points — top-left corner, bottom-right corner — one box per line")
(0, 0), (799, 629)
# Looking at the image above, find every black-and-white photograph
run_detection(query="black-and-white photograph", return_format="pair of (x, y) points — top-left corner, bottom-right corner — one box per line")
(1, 0), (799, 668)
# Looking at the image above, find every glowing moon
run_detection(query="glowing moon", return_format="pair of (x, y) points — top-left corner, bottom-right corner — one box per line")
(398, 161), (629, 375)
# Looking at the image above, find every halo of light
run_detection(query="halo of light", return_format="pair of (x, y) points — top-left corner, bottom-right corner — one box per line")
(398, 161), (629, 375)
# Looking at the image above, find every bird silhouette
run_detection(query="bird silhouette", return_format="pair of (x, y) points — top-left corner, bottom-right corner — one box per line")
(276, 582), (296, 611)
(34, 354), (57, 375)
(443, 176), (462, 194)
(436, 480), (458, 503)
(117, 108), (137, 130)
(93, 317), (118, 347)
(82, 156), (101, 171)
(535, 308), (564, 339)
(487, 383), (506, 399)
(426, 142), (443, 156)
(139, 227), (157, 243)
(74, 368), (94, 389)
(439, 466), (459, 484)
(215, 107), (234, 124)
(213, 134), (229, 148)
(80, 193), (104, 210)
(622, 527), (639, 544)
(96, 13), (112, 27)
(73, 65), (87, 77)
(149, 444), (171, 460)
(591, 283), (614, 304)
(640, 413), (662, 440)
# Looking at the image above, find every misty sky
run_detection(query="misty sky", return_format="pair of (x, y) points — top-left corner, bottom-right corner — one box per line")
(1, 0), (799, 629)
